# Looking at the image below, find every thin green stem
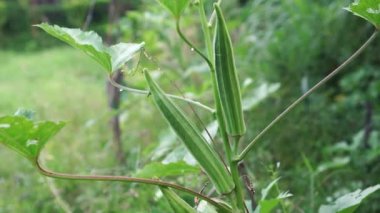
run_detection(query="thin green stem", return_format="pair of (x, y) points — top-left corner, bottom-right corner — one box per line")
(196, 0), (232, 164)
(198, 0), (213, 60)
(35, 160), (230, 212)
(236, 30), (378, 162)
(176, 17), (233, 164)
(175, 21), (214, 71)
(302, 154), (315, 212)
(196, 0), (233, 164)
(108, 75), (214, 113)
(275, 182), (287, 213)
(230, 137), (246, 212)
(175, 12), (242, 213)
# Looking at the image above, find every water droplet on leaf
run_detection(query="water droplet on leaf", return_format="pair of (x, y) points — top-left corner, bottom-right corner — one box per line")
(26, 139), (38, 147)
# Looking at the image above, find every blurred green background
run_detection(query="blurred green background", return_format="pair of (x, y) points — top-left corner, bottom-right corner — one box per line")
(1, 0), (380, 212)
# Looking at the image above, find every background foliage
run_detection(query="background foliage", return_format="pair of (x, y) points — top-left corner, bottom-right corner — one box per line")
(0, 0), (379, 212)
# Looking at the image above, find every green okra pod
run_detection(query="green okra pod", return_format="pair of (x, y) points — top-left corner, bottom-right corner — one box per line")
(160, 187), (196, 213)
(145, 71), (234, 194)
(214, 4), (246, 137)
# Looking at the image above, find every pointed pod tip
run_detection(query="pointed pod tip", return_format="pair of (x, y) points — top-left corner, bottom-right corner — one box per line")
(213, 3), (220, 11)
(143, 69), (150, 81)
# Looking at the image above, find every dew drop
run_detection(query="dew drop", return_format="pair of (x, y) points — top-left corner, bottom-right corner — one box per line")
(119, 89), (123, 92)
(367, 8), (380, 14)
(190, 48), (195, 52)
(26, 139), (38, 147)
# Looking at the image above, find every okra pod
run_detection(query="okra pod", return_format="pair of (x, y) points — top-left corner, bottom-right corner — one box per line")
(145, 71), (234, 194)
(213, 4), (246, 137)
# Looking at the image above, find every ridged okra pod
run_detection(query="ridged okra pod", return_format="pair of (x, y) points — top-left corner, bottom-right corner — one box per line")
(214, 4), (246, 137)
(145, 71), (234, 194)
(160, 187), (196, 213)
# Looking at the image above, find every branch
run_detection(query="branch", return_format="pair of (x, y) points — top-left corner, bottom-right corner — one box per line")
(107, 75), (214, 113)
(236, 30), (378, 162)
(238, 162), (256, 211)
(175, 21), (214, 72)
(35, 160), (230, 212)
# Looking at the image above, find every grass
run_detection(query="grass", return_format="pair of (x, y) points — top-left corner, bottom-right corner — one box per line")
(0, 47), (124, 212)
(0, 46), (175, 212)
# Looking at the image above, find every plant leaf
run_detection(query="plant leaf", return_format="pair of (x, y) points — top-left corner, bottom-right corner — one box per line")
(0, 115), (65, 163)
(214, 4), (246, 136)
(136, 161), (199, 178)
(108, 43), (145, 72)
(35, 23), (112, 71)
(316, 157), (350, 174)
(160, 187), (196, 213)
(145, 71), (235, 194)
(156, 0), (190, 20)
(261, 177), (281, 200)
(345, 0), (380, 28)
(318, 184), (380, 213)
(254, 191), (293, 213)
(254, 178), (292, 213)
(35, 23), (144, 73)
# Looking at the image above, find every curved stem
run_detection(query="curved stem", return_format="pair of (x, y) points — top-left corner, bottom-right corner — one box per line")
(236, 30), (378, 162)
(175, 21), (214, 72)
(108, 75), (214, 113)
(35, 160), (230, 212)
(198, 0), (214, 61)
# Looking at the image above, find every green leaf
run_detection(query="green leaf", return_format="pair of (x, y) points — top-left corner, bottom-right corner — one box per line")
(35, 23), (111, 71)
(214, 4), (246, 136)
(319, 184), (380, 213)
(0, 115), (65, 163)
(136, 161), (199, 178)
(345, 0), (380, 28)
(145, 71), (235, 195)
(254, 178), (293, 213)
(316, 157), (350, 174)
(261, 177), (281, 200)
(156, 0), (190, 20)
(108, 43), (144, 72)
(254, 192), (292, 213)
(35, 23), (144, 73)
(160, 187), (196, 213)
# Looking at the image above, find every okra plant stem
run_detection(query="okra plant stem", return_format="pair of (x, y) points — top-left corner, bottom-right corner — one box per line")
(177, 5), (247, 211)
(175, 21), (214, 70)
(230, 137), (246, 212)
(35, 160), (230, 212)
(176, 18), (233, 163)
(197, 0), (233, 164)
(236, 30), (378, 162)
(197, 4), (245, 212)
(107, 75), (214, 113)
(198, 0), (214, 61)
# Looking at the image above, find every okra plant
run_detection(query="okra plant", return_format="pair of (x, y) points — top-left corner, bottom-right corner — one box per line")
(1, 0), (380, 212)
